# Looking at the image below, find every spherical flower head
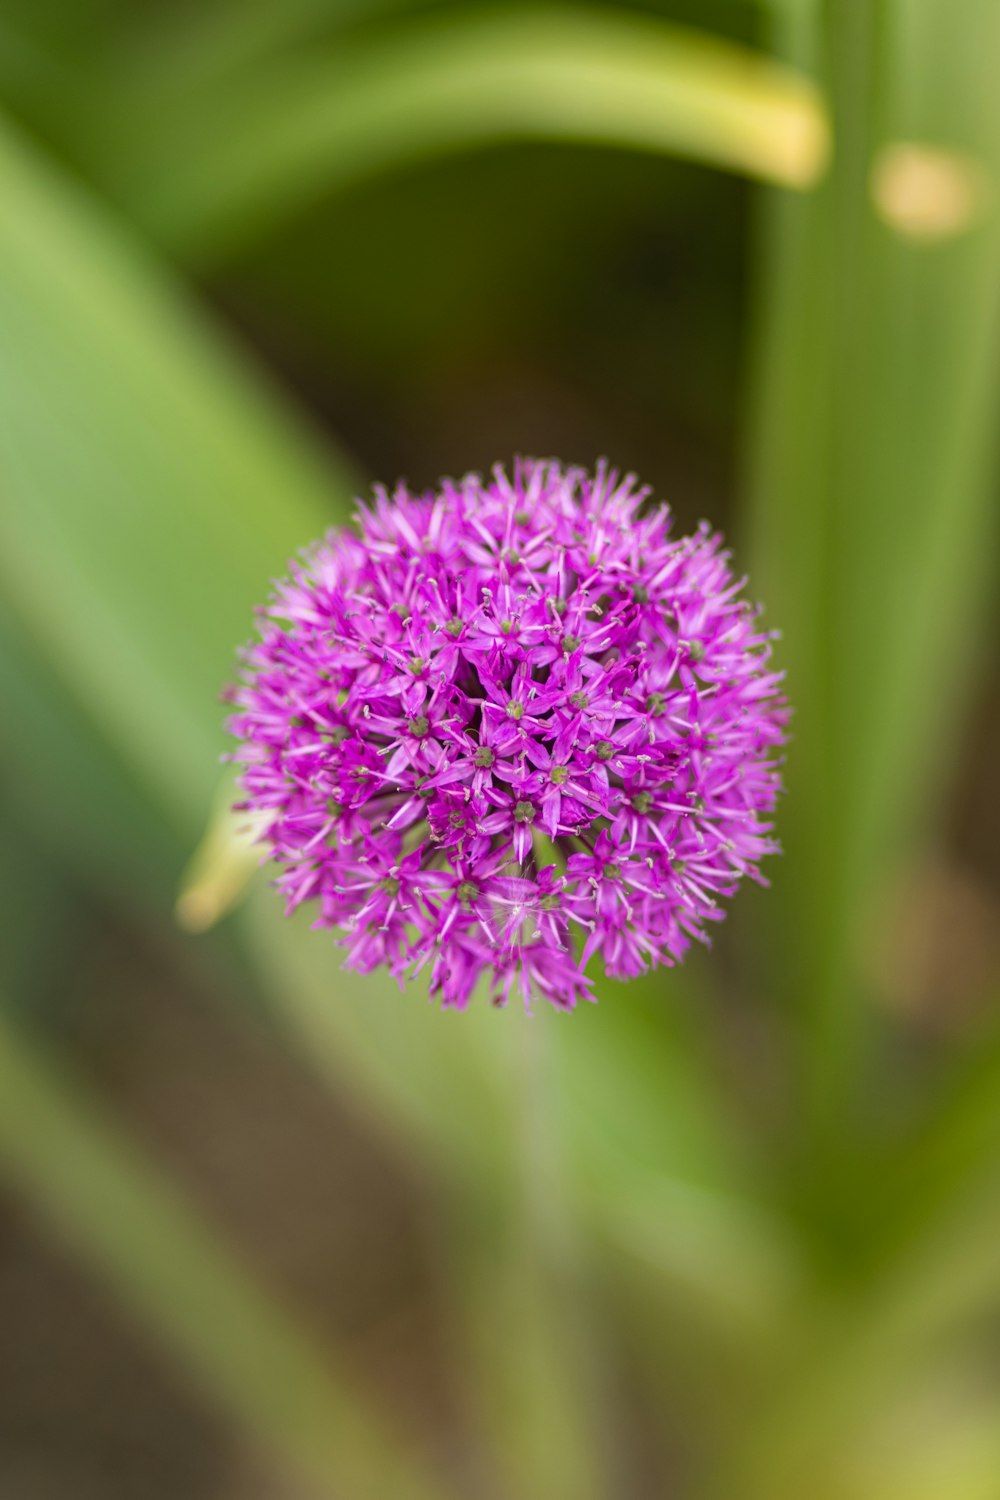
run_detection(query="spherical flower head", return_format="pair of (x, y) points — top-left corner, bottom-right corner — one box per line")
(227, 460), (787, 1011)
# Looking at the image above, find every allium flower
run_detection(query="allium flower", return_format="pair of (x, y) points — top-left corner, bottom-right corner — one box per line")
(227, 460), (787, 1011)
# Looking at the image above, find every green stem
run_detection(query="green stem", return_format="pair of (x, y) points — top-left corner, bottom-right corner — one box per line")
(451, 1009), (613, 1500)
(243, 893), (613, 1495)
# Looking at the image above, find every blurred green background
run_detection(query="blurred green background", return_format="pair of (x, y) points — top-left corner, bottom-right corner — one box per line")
(1, 1), (999, 1496)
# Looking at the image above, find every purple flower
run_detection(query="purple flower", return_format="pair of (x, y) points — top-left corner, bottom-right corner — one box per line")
(228, 460), (787, 1010)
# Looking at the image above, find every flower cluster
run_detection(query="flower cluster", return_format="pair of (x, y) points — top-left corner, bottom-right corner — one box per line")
(227, 460), (787, 1010)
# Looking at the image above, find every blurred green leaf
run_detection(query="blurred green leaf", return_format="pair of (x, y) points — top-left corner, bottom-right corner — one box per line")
(724, 1151), (1000, 1500)
(866, 995), (1000, 1264)
(744, 0), (1000, 1150)
(106, 0), (400, 95)
(0, 795), (81, 1018)
(87, 7), (828, 264)
(0, 1006), (451, 1500)
(727, 0), (1000, 1487)
(0, 594), (185, 894)
(0, 110), (356, 836)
